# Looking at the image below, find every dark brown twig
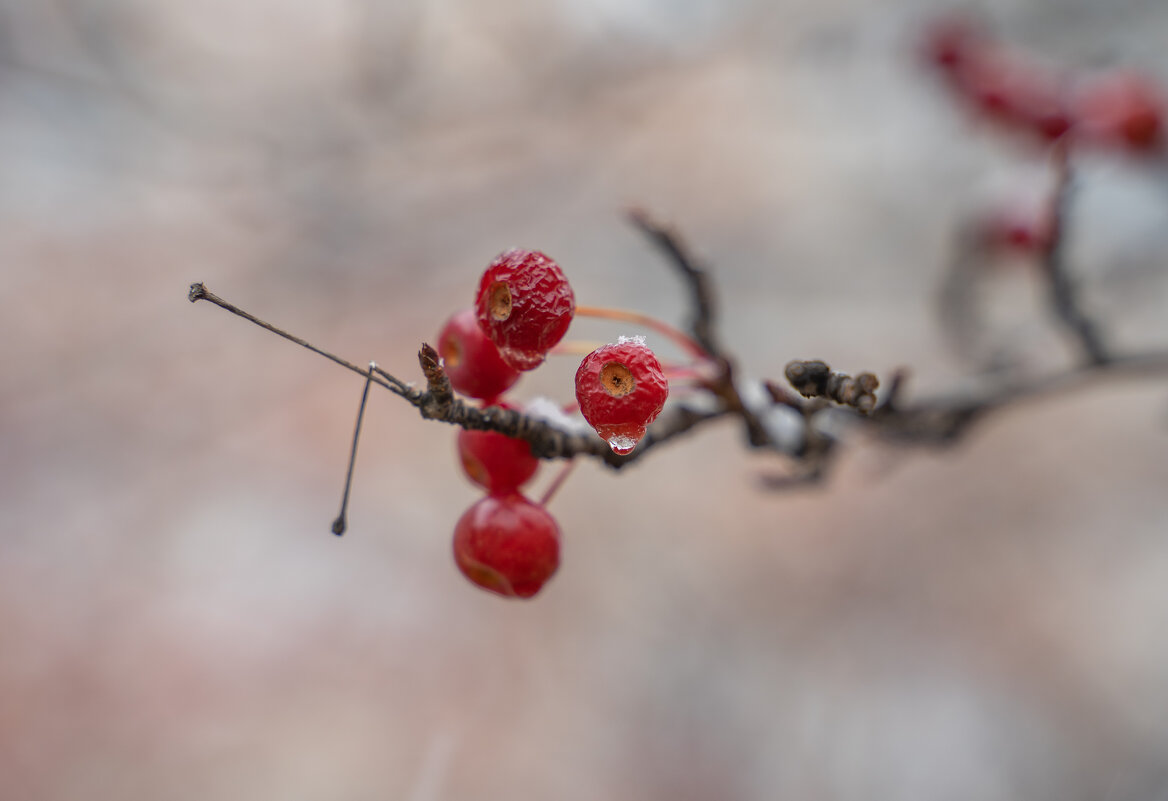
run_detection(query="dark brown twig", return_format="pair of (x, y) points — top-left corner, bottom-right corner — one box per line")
(863, 349), (1168, 446)
(397, 348), (728, 468)
(628, 209), (773, 448)
(627, 207), (719, 356)
(1042, 143), (1109, 365)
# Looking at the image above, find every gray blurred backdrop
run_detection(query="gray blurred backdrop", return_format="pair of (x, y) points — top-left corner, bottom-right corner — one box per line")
(3, 1), (1168, 799)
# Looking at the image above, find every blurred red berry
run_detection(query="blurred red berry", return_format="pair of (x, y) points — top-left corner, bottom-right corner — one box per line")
(475, 249), (575, 371)
(1075, 71), (1164, 154)
(574, 338), (669, 455)
(437, 307), (520, 402)
(922, 14), (985, 75)
(923, 17), (1075, 145)
(978, 203), (1054, 256)
(457, 423), (539, 495)
(452, 493), (560, 599)
(960, 49), (1073, 142)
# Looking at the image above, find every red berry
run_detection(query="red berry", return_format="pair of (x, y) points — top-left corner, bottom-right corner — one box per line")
(574, 337), (669, 455)
(457, 425), (539, 495)
(437, 307), (520, 402)
(475, 249), (575, 371)
(452, 493), (560, 599)
(1075, 72), (1164, 154)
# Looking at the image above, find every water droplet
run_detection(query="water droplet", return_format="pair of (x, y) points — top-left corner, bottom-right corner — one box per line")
(607, 435), (637, 455)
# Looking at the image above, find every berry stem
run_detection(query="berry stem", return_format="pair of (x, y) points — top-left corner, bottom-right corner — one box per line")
(575, 304), (710, 360)
(550, 340), (609, 357)
(661, 362), (717, 382)
(539, 459), (577, 507)
(332, 362), (377, 536)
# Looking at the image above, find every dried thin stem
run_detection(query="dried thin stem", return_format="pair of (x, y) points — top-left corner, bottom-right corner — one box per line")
(188, 282), (411, 396)
(332, 362), (376, 536)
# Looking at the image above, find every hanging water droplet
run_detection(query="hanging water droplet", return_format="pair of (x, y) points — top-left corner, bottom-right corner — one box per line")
(607, 434), (637, 455)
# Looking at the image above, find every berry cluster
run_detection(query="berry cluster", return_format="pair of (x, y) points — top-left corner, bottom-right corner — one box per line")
(923, 15), (1164, 155)
(436, 249), (682, 598)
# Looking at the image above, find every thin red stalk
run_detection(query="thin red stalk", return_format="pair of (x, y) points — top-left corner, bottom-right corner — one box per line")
(539, 460), (577, 507)
(575, 304), (711, 360)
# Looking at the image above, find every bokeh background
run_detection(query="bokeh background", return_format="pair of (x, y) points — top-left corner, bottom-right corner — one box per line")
(4, 1), (1168, 799)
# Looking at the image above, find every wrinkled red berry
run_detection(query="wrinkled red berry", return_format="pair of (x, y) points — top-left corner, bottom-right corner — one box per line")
(437, 307), (520, 402)
(1075, 72), (1164, 154)
(475, 249), (575, 371)
(574, 338), (669, 455)
(452, 493), (560, 599)
(458, 424), (539, 495)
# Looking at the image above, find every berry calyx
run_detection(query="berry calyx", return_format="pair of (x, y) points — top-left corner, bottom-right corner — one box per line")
(574, 337), (669, 455)
(475, 249), (575, 371)
(437, 307), (520, 402)
(452, 493), (560, 599)
(457, 423), (539, 495)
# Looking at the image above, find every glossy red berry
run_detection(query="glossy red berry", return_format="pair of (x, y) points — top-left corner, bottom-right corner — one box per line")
(452, 493), (560, 599)
(574, 337), (669, 455)
(437, 307), (520, 402)
(1075, 72), (1164, 154)
(457, 425), (539, 495)
(475, 249), (575, 371)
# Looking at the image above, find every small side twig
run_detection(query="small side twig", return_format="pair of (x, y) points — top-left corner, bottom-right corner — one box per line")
(189, 282), (412, 397)
(629, 209), (773, 448)
(627, 207), (719, 356)
(332, 362), (377, 536)
(785, 360), (880, 413)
